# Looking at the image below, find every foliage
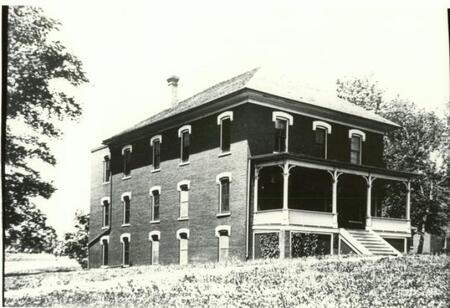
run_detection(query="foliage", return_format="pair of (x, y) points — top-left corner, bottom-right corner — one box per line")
(5, 203), (57, 253)
(336, 77), (449, 238)
(5, 6), (88, 240)
(291, 233), (325, 257)
(257, 233), (280, 258)
(4, 255), (449, 307)
(60, 211), (89, 269)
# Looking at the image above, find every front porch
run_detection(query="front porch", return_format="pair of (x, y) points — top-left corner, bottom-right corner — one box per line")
(251, 153), (413, 257)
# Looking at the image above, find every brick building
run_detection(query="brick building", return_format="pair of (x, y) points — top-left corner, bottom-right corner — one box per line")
(88, 68), (414, 268)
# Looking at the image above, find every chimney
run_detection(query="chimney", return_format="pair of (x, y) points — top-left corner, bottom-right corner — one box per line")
(167, 75), (180, 107)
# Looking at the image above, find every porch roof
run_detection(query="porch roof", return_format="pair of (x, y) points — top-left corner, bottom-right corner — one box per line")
(250, 152), (417, 180)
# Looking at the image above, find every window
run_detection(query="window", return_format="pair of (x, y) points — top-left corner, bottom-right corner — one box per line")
(120, 234), (130, 266)
(215, 226), (231, 262)
(217, 111), (233, 154)
(150, 135), (162, 170)
(348, 129), (366, 165)
(150, 186), (161, 222)
(121, 192), (131, 225)
(177, 229), (189, 265)
(149, 231), (160, 265)
(100, 236), (109, 266)
(178, 125), (192, 164)
(122, 145), (132, 177)
(101, 197), (110, 228)
(177, 180), (190, 219)
(312, 121), (332, 159)
(272, 111), (293, 153)
(216, 172), (232, 215)
(103, 156), (110, 183)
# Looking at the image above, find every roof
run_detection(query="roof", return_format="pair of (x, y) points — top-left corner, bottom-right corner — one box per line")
(107, 67), (399, 142)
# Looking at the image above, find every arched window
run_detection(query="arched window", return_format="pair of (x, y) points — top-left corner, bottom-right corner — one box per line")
(178, 125), (192, 164)
(100, 236), (109, 266)
(149, 186), (161, 222)
(348, 129), (366, 165)
(150, 135), (162, 171)
(177, 180), (190, 219)
(217, 111), (233, 154)
(121, 192), (131, 225)
(216, 172), (232, 215)
(176, 228), (189, 265)
(149, 231), (160, 265)
(272, 111), (293, 152)
(103, 155), (110, 183)
(215, 226), (231, 262)
(121, 145), (132, 177)
(120, 233), (131, 266)
(312, 121), (332, 159)
(101, 197), (110, 228)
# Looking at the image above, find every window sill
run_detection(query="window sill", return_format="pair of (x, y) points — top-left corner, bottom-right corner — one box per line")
(101, 226), (110, 230)
(217, 212), (231, 218)
(102, 181), (110, 185)
(122, 176), (131, 180)
(218, 151), (231, 158)
(122, 264), (130, 268)
(150, 220), (160, 224)
(151, 169), (161, 174)
(121, 223), (130, 227)
(178, 161), (190, 167)
(177, 217), (189, 221)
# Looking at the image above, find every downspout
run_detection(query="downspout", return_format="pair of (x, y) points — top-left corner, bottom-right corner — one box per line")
(245, 154), (251, 259)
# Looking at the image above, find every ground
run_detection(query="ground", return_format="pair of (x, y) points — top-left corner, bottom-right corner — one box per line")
(4, 253), (449, 307)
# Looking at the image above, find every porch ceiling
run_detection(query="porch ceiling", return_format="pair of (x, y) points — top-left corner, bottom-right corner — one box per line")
(250, 152), (416, 181)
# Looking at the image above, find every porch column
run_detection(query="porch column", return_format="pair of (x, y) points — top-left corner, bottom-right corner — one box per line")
(365, 175), (374, 229)
(328, 170), (341, 227)
(406, 181), (411, 220)
(253, 168), (260, 213)
(282, 162), (290, 210)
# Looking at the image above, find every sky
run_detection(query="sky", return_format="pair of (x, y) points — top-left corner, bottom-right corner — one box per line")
(15, 0), (449, 237)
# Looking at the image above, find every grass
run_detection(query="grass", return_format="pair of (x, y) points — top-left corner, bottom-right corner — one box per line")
(5, 254), (449, 307)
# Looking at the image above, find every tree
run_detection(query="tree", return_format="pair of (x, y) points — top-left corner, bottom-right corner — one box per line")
(5, 7), (88, 246)
(336, 77), (450, 251)
(61, 211), (89, 268)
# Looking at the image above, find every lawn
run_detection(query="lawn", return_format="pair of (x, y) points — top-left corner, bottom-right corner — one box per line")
(4, 254), (449, 307)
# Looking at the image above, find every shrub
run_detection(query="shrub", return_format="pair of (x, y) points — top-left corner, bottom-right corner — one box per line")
(256, 233), (280, 258)
(291, 233), (325, 257)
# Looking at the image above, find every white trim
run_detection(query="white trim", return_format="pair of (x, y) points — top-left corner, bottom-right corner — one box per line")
(149, 186), (161, 194)
(121, 192), (132, 201)
(100, 197), (110, 205)
(215, 225), (231, 237)
(150, 134), (162, 145)
(121, 144), (133, 155)
(178, 125), (192, 137)
(176, 228), (190, 240)
(218, 151), (231, 158)
(149, 231), (161, 241)
(177, 180), (191, 191)
(217, 111), (234, 125)
(349, 129), (366, 141)
(216, 212), (231, 218)
(100, 236), (110, 244)
(216, 172), (232, 184)
(178, 161), (190, 167)
(272, 111), (294, 125)
(312, 120), (332, 134)
(120, 233), (131, 242)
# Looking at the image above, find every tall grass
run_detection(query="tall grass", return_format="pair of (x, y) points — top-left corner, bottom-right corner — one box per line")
(5, 255), (449, 307)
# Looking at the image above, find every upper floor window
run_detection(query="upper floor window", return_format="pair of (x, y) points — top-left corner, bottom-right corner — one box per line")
(178, 125), (192, 164)
(217, 111), (233, 154)
(150, 186), (161, 222)
(216, 172), (232, 215)
(101, 197), (110, 228)
(103, 155), (110, 183)
(120, 233), (131, 266)
(150, 135), (162, 171)
(122, 145), (132, 177)
(121, 192), (131, 225)
(312, 121), (332, 159)
(348, 129), (366, 165)
(177, 180), (190, 219)
(272, 111), (293, 153)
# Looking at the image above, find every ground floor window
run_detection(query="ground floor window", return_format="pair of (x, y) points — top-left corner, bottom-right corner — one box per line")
(215, 226), (231, 262)
(291, 232), (331, 257)
(121, 234), (131, 266)
(149, 231), (160, 265)
(177, 229), (189, 265)
(254, 232), (280, 259)
(101, 237), (109, 266)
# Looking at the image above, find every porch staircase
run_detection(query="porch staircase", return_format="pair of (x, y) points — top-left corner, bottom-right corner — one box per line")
(339, 228), (402, 256)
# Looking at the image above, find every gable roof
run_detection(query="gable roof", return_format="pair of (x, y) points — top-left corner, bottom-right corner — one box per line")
(106, 67), (399, 142)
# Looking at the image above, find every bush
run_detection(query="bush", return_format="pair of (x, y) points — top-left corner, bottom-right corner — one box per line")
(257, 233), (280, 258)
(60, 211), (89, 268)
(291, 233), (325, 257)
